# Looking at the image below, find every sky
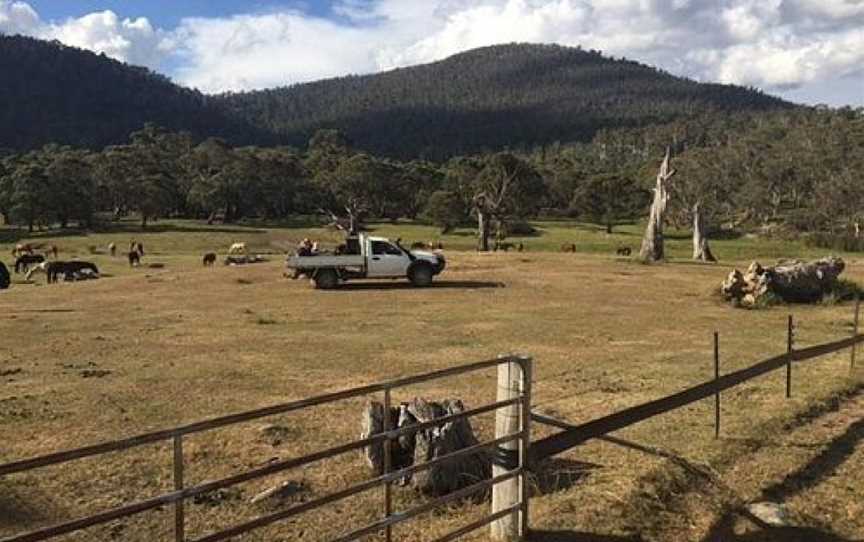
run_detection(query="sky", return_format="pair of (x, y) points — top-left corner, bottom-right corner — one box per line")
(1, 0), (861, 106)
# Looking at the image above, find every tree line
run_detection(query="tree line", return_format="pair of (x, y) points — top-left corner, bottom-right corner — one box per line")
(1, 106), (862, 254)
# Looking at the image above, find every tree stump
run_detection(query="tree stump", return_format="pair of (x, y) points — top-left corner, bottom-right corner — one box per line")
(720, 256), (845, 306)
(360, 398), (491, 496)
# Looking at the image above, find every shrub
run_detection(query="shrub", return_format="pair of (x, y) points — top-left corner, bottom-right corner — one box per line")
(803, 232), (864, 252)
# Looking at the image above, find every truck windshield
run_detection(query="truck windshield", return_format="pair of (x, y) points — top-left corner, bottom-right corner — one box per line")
(371, 241), (402, 256)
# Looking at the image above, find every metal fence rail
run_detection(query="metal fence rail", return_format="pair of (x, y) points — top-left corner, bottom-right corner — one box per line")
(1, 355), (533, 542)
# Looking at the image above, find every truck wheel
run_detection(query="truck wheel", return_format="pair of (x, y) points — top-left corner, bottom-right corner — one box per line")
(409, 264), (433, 287)
(313, 269), (339, 290)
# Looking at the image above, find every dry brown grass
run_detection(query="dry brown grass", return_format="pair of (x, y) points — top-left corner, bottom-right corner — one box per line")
(1, 242), (863, 541)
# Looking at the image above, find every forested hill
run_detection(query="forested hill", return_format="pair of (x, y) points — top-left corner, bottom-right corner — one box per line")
(0, 35), (272, 151)
(0, 36), (794, 157)
(215, 43), (794, 159)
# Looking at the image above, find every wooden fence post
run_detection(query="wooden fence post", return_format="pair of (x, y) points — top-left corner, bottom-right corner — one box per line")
(851, 295), (860, 372)
(173, 434), (185, 542)
(786, 315), (794, 399)
(517, 355), (532, 539)
(491, 355), (530, 541)
(714, 332), (720, 439)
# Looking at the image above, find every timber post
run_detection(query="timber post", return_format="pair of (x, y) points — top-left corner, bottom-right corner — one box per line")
(852, 295), (860, 372)
(491, 354), (531, 540)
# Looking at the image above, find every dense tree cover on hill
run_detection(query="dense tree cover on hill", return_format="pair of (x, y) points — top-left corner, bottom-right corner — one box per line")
(216, 43), (791, 159)
(0, 35), (271, 151)
(0, 36), (790, 160)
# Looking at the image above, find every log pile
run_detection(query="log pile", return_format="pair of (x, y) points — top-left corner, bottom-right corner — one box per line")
(720, 256), (845, 307)
(360, 397), (491, 496)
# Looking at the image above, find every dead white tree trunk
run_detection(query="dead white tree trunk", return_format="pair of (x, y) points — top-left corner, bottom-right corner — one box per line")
(477, 210), (490, 252)
(692, 201), (716, 262)
(639, 147), (676, 263)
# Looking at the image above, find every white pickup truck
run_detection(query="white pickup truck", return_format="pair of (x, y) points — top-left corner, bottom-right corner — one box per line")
(285, 234), (446, 289)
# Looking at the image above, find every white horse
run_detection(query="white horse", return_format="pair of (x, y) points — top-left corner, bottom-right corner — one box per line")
(25, 261), (48, 282)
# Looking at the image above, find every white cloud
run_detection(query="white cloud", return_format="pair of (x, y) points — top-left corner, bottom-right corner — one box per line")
(0, 1), (170, 68)
(0, 0), (862, 105)
(0, 1), (39, 34)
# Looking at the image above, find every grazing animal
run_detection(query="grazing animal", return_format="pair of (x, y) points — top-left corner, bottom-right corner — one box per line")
(517, 243), (524, 252)
(0, 261), (9, 289)
(228, 242), (247, 256)
(136, 242), (144, 256)
(47, 261), (99, 283)
(127, 251), (141, 267)
(43, 245), (58, 259)
(616, 246), (632, 256)
(494, 242), (515, 252)
(561, 243), (577, 253)
(15, 254), (45, 273)
(12, 243), (36, 257)
(108, 243), (117, 257)
(25, 261), (48, 281)
(202, 252), (217, 266)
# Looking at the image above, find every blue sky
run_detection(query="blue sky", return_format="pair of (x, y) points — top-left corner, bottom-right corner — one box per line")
(2, 1), (862, 105)
(24, 1), (334, 27)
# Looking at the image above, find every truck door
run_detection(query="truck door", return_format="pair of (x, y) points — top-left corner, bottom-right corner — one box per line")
(367, 240), (410, 278)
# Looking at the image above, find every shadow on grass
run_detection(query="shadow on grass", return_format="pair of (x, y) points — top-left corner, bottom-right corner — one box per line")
(530, 530), (643, 541)
(700, 400), (864, 542)
(533, 457), (601, 495)
(702, 514), (860, 542)
(335, 280), (504, 291)
(0, 491), (53, 530)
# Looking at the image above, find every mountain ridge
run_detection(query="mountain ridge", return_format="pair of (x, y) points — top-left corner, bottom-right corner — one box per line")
(0, 36), (793, 158)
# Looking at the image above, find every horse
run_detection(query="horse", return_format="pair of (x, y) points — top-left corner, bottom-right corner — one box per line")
(0, 261), (9, 290)
(136, 242), (144, 256)
(616, 246), (632, 256)
(47, 261), (99, 283)
(108, 243), (117, 257)
(11, 243), (37, 257)
(202, 252), (217, 266)
(25, 261), (48, 281)
(128, 251), (141, 267)
(15, 254), (45, 273)
(561, 243), (577, 253)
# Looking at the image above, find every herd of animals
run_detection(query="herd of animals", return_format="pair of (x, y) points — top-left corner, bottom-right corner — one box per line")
(0, 238), (634, 291)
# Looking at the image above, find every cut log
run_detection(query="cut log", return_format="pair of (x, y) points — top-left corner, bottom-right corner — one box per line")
(639, 147), (676, 263)
(360, 397), (491, 496)
(720, 256), (845, 306)
(407, 398), (491, 496)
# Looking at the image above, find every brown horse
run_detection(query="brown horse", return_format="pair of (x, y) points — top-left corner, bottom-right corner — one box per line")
(202, 252), (216, 266)
(128, 251), (141, 267)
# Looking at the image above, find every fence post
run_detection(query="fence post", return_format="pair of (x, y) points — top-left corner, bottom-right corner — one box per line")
(491, 355), (528, 541)
(382, 388), (393, 542)
(786, 315), (794, 399)
(714, 332), (720, 439)
(517, 355), (532, 539)
(173, 434), (185, 542)
(851, 295), (860, 372)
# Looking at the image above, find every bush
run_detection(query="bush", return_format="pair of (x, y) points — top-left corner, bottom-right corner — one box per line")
(503, 220), (537, 236)
(803, 232), (864, 252)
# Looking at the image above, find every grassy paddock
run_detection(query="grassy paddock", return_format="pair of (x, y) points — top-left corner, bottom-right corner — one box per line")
(0, 219), (863, 541)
